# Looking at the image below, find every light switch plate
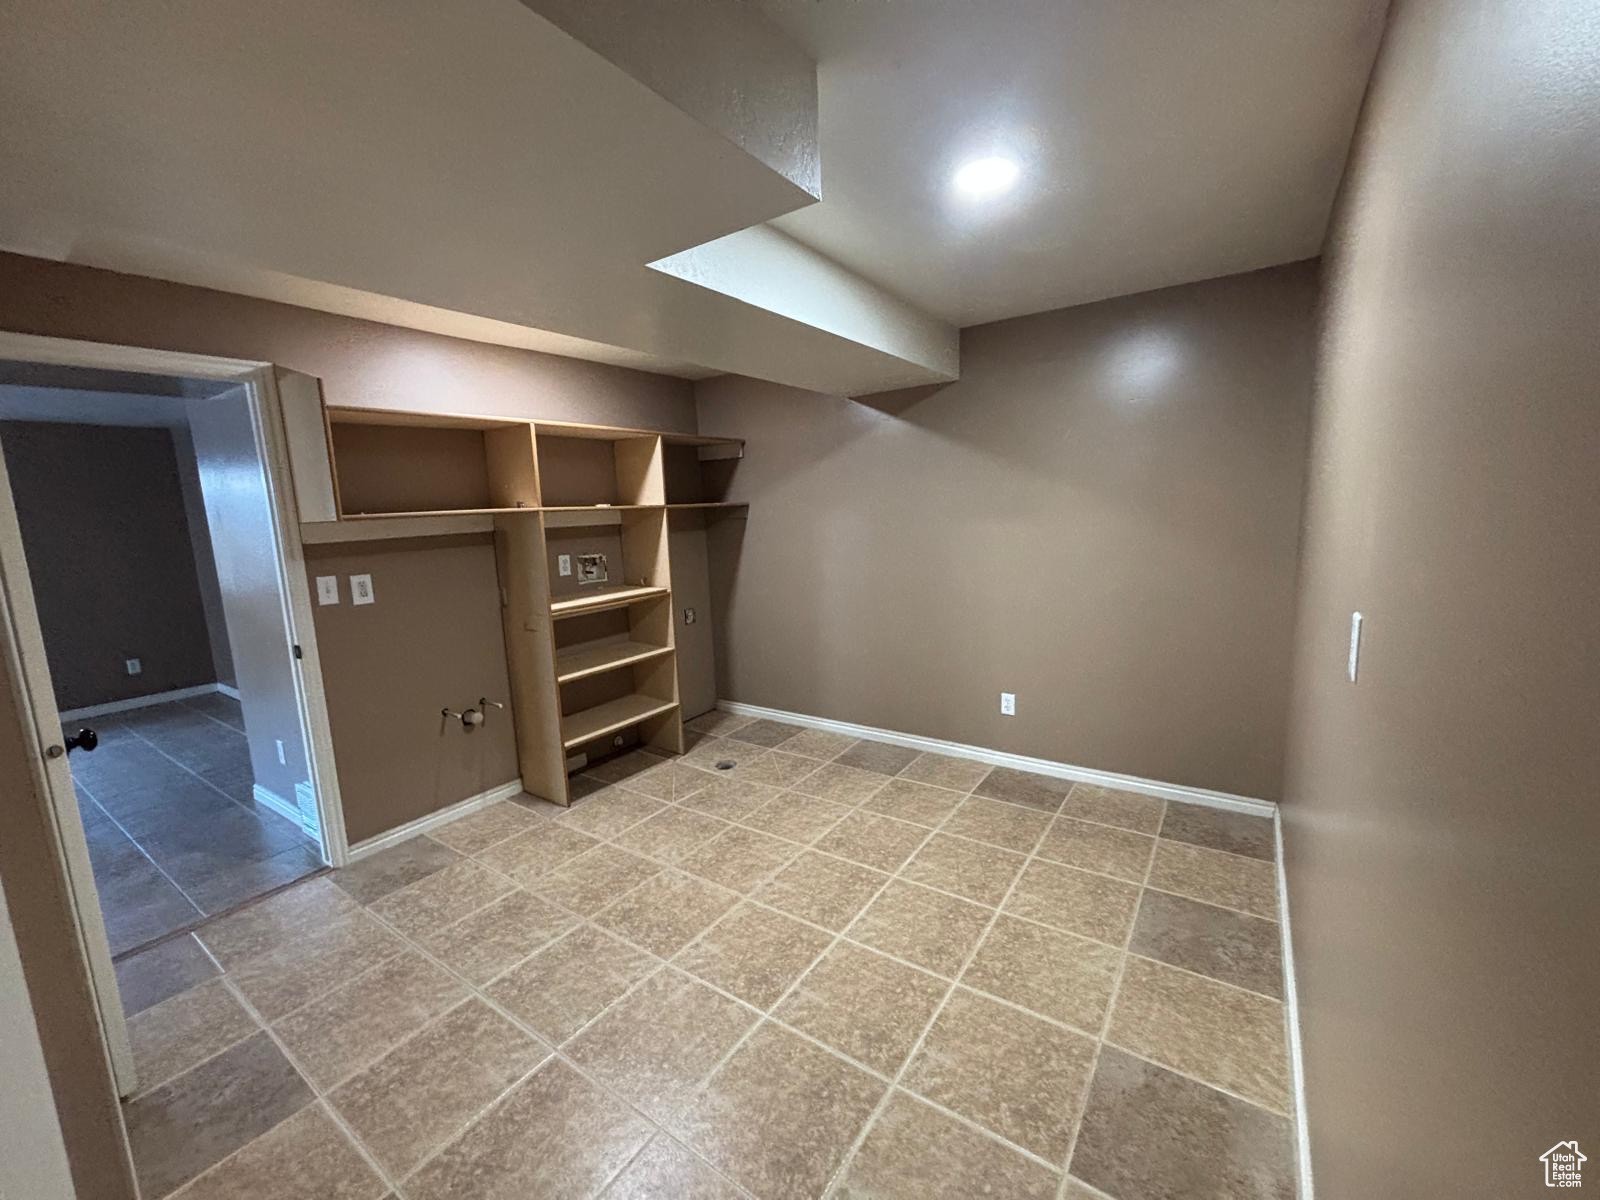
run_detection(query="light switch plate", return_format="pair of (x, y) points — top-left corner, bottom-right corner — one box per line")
(316, 575), (340, 605)
(125, 657), (142, 677)
(350, 574), (375, 606)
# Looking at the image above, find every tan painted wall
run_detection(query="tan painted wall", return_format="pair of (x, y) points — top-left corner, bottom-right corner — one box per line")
(1283, 0), (1600, 1194)
(305, 535), (518, 844)
(0, 420), (219, 707)
(696, 262), (1318, 800)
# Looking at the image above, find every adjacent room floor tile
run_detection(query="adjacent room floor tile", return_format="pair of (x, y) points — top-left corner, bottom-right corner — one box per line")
(416, 888), (577, 985)
(962, 915), (1122, 1032)
(428, 802), (542, 856)
(474, 823), (601, 887)
(974, 766), (1074, 812)
(486, 926), (657, 1044)
(593, 870), (741, 957)
(1037, 817), (1155, 883)
(1060, 784), (1166, 835)
(404, 1058), (653, 1200)
(899, 833), (1026, 907)
(675, 902), (832, 1009)
(672, 1021), (886, 1200)
(1069, 1046), (1295, 1200)
(129, 977), (257, 1095)
(738, 792), (851, 845)
(601, 1134), (742, 1200)
(896, 751), (990, 793)
(774, 941), (947, 1075)
(815, 810), (930, 873)
(331, 836), (460, 905)
(1107, 955), (1289, 1113)
(1004, 860), (1141, 946)
(116, 934), (219, 1017)
(328, 999), (547, 1178)
(902, 989), (1096, 1162)
(186, 845), (324, 915)
(272, 949), (468, 1090)
(792, 761), (892, 805)
(615, 805), (730, 864)
(838, 1090), (1061, 1200)
(1129, 890), (1283, 998)
(168, 1102), (387, 1200)
(532, 844), (662, 915)
(124, 1031), (313, 1200)
(835, 739), (921, 776)
(366, 860), (514, 939)
(1146, 839), (1277, 919)
(724, 718), (804, 748)
(753, 850), (889, 932)
(778, 728), (858, 761)
(566, 968), (756, 1121)
(940, 796), (1051, 854)
(1159, 803), (1276, 862)
(848, 880), (992, 977)
(862, 777), (965, 827)
(679, 824), (799, 892)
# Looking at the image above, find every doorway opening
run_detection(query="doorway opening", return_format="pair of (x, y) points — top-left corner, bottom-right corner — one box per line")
(0, 362), (328, 958)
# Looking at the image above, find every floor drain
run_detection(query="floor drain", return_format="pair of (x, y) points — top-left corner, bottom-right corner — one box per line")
(715, 760), (737, 771)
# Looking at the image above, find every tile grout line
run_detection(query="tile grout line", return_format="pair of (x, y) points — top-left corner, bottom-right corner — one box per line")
(819, 783), (1084, 1197)
(73, 774), (211, 919)
(1054, 796), (1167, 1199)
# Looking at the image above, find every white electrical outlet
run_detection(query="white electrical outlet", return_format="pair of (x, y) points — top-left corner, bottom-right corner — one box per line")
(350, 574), (375, 605)
(1000, 692), (1016, 716)
(275, 739), (287, 765)
(558, 554), (572, 577)
(125, 658), (142, 676)
(316, 575), (340, 605)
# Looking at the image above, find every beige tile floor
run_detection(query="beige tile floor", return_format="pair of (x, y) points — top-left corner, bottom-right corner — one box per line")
(115, 713), (1296, 1200)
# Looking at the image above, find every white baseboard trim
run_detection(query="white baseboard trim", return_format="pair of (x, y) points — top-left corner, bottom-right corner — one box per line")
(61, 683), (224, 721)
(215, 683), (241, 701)
(251, 783), (305, 830)
(715, 700), (1276, 817)
(1276, 811), (1314, 1200)
(345, 779), (525, 862)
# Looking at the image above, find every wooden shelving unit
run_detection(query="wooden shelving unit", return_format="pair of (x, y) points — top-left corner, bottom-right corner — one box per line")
(307, 403), (745, 805)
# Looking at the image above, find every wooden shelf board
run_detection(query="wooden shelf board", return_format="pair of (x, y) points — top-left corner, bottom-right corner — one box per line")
(664, 502), (748, 510)
(326, 407), (525, 431)
(301, 514), (495, 543)
(555, 640), (674, 684)
(549, 585), (669, 618)
(539, 504), (657, 512)
(561, 694), (678, 749)
(339, 507), (537, 520)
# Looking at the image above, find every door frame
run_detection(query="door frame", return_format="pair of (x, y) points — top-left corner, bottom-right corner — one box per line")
(0, 331), (350, 1092)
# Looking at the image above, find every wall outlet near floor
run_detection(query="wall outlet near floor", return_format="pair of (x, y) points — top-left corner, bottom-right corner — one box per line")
(350, 573), (375, 605)
(1000, 691), (1016, 716)
(558, 554), (572, 577)
(315, 575), (340, 605)
(125, 657), (142, 676)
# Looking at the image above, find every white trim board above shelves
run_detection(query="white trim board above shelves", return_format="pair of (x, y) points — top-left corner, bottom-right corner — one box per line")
(714, 700), (1277, 817)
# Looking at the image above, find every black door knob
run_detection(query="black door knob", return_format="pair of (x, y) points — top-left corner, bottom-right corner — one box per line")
(65, 728), (98, 754)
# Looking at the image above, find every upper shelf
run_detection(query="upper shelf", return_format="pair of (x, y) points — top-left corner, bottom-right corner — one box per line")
(321, 405), (743, 524)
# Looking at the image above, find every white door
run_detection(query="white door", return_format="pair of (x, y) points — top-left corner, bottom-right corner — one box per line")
(0, 446), (136, 1095)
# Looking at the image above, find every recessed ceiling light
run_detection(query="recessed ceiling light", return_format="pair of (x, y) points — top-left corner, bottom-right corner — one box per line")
(952, 156), (1020, 198)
